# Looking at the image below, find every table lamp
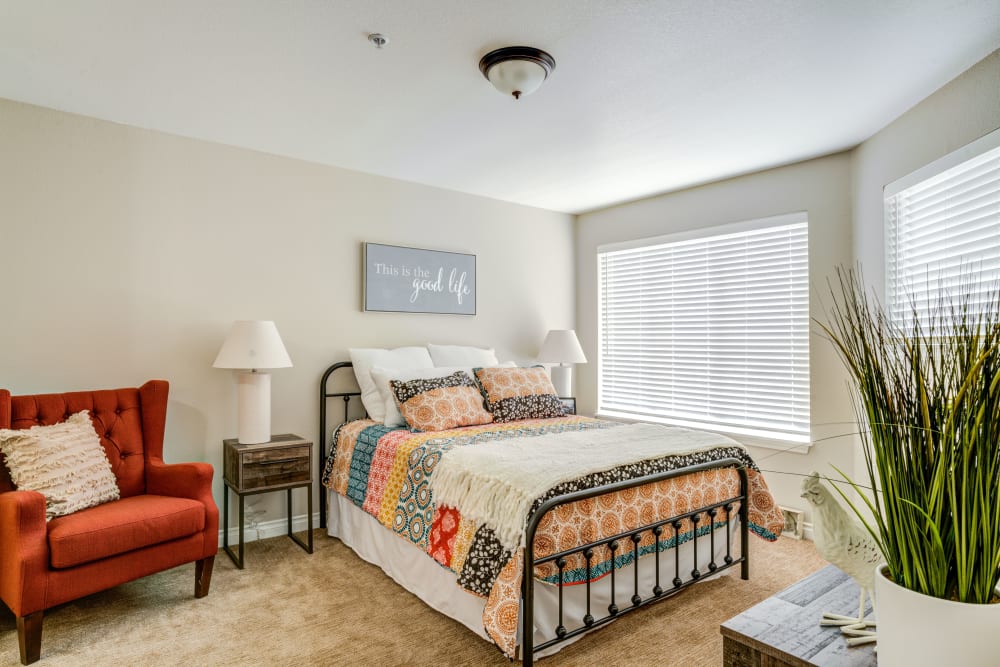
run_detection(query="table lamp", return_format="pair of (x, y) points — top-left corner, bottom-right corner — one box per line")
(538, 329), (587, 397)
(213, 320), (292, 444)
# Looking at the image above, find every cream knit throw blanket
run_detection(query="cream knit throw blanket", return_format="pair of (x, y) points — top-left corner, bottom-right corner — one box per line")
(430, 422), (743, 551)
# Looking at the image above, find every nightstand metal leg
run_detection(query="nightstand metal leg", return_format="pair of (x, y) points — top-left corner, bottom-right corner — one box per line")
(307, 483), (314, 553)
(222, 485), (245, 569)
(286, 484), (314, 554)
(237, 494), (245, 568)
(222, 484), (228, 551)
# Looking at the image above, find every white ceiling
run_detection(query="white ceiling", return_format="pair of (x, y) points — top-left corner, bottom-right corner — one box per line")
(1, 1), (998, 214)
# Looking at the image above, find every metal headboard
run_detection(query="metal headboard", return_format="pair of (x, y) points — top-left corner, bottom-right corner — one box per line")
(318, 360), (362, 529)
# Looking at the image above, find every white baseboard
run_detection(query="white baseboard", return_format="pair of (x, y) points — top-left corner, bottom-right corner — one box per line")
(802, 521), (814, 541)
(218, 512), (321, 547)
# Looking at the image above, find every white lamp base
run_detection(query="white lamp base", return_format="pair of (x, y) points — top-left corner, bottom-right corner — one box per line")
(237, 371), (271, 444)
(550, 365), (572, 397)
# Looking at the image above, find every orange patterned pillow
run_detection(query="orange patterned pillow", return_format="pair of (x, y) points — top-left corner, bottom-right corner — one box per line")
(390, 372), (493, 432)
(474, 366), (567, 422)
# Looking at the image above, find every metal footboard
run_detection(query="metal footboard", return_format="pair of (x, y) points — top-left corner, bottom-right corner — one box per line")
(521, 460), (749, 665)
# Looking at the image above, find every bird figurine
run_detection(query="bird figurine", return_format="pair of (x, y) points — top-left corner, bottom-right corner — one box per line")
(800, 472), (881, 646)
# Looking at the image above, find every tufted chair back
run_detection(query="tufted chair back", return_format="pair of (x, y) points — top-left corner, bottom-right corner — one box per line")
(0, 381), (169, 498)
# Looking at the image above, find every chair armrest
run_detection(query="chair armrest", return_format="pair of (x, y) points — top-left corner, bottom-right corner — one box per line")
(146, 461), (219, 557)
(146, 461), (214, 501)
(0, 490), (50, 616)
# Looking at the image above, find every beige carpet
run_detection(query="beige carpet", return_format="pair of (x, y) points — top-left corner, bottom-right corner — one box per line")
(0, 531), (826, 666)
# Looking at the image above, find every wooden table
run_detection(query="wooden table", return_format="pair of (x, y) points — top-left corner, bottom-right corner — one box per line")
(720, 564), (876, 666)
(222, 434), (313, 569)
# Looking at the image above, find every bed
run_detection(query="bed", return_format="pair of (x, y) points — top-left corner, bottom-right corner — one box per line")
(319, 359), (784, 664)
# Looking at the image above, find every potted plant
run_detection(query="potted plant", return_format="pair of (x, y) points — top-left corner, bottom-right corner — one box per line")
(820, 269), (1000, 666)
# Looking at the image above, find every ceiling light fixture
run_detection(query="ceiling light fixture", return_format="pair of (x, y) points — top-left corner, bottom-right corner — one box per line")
(478, 46), (555, 100)
(368, 33), (388, 49)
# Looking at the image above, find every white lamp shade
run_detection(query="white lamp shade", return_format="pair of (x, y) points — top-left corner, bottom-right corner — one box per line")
(486, 59), (547, 98)
(538, 329), (587, 364)
(213, 320), (292, 370)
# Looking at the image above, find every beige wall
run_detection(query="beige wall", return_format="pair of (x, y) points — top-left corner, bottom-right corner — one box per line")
(575, 153), (856, 521)
(0, 99), (575, 524)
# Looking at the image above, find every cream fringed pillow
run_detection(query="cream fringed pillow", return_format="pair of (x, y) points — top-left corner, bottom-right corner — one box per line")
(0, 411), (120, 520)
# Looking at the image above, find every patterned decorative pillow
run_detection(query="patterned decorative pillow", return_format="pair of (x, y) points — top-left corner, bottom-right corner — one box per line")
(0, 411), (120, 520)
(474, 366), (567, 422)
(373, 363), (519, 427)
(390, 371), (494, 432)
(372, 366), (469, 428)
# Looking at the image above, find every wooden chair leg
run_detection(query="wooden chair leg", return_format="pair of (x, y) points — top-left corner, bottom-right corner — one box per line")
(16, 611), (42, 665)
(195, 555), (215, 598)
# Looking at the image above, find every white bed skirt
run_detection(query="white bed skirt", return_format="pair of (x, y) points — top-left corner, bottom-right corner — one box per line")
(328, 489), (739, 659)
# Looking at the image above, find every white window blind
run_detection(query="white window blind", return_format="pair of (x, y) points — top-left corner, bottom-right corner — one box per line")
(885, 131), (1000, 328)
(598, 214), (810, 443)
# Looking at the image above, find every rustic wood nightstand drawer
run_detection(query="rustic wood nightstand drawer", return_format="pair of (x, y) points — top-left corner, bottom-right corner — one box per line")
(241, 446), (310, 489)
(223, 435), (312, 493)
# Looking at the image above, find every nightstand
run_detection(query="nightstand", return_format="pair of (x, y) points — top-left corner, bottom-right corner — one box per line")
(558, 397), (576, 415)
(222, 433), (313, 569)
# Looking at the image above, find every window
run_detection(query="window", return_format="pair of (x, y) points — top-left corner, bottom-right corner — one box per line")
(597, 213), (810, 443)
(885, 128), (1000, 327)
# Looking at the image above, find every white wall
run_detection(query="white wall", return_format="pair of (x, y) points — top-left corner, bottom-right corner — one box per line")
(852, 49), (999, 295)
(2, 48), (995, 539)
(575, 153), (856, 521)
(849, 49), (999, 504)
(574, 48), (1000, 526)
(0, 99), (575, 523)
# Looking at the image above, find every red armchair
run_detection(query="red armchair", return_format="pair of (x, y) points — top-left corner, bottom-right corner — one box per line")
(0, 380), (218, 664)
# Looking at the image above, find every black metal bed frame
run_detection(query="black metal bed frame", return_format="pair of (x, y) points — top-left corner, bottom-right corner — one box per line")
(318, 361), (358, 531)
(319, 361), (750, 665)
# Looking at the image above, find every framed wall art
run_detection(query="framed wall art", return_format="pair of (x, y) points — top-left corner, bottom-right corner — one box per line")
(363, 242), (476, 315)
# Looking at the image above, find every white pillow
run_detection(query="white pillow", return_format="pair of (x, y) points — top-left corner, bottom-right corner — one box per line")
(427, 343), (499, 367)
(371, 366), (472, 427)
(349, 347), (435, 421)
(0, 411), (120, 520)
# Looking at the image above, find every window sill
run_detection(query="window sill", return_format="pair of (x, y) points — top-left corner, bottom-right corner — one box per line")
(732, 434), (811, 455)
(594, 411), (813, 455)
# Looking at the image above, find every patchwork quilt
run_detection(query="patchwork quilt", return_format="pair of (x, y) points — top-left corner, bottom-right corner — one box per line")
(322, 416), (784, 656)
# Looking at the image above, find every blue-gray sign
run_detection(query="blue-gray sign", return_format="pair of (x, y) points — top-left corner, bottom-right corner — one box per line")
(363, 243), (476, 315)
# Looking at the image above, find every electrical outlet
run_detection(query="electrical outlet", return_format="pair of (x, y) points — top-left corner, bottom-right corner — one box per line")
(779, 505), (804, 539)
(244, 501), (266, 540)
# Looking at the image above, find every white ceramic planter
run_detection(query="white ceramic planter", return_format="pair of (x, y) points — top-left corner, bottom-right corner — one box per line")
(875, 564), (1000, 666)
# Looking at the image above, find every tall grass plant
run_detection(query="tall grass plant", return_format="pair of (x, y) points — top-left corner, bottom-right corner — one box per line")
(820, 269), (1000, 604)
